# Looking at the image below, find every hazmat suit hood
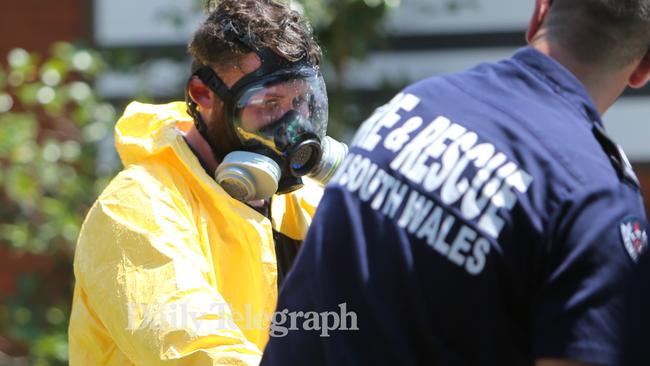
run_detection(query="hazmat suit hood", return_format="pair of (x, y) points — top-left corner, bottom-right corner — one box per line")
(115, 101), (195, 167)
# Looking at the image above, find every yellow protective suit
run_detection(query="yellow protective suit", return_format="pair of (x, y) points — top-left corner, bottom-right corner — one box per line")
(68, 102), (322, 365)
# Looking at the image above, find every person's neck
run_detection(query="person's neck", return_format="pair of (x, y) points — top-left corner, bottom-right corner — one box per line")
(183, 125), (267, 207)
(530, 35), (633, 116)
(184, 125), (220, 174)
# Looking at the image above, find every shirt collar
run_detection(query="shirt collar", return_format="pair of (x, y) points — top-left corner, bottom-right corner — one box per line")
(512, 46), (603, 127)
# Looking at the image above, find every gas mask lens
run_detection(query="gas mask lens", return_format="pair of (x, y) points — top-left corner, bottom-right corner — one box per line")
(232, 69), (328, 178)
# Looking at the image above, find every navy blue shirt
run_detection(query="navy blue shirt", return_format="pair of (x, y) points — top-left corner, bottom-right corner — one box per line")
(262, 47), (649, 366)
(621, 252), (650, 366)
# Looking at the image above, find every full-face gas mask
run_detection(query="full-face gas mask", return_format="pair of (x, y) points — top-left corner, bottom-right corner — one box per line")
(186, 19), (347, 202)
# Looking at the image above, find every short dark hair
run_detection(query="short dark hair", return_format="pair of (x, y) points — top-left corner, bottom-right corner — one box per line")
(188, 0), (322, 72)
(544, 0), (650, 68)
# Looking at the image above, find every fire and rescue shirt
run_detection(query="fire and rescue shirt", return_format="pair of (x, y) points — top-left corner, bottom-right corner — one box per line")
(261, 47), (649, 366)
(622, 252), (650, 366)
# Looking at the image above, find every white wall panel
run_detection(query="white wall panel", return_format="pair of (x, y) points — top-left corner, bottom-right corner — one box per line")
(386, 0), (533, 34)
(94, 0), (202, 46)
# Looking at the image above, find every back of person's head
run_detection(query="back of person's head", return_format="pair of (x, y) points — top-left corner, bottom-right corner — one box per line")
(544, 0), (650, 68)
(187, 0), (321, 73)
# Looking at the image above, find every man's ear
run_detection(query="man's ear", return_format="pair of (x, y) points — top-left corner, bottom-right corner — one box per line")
(628, 51), (650, 89)
(526, 0), (553, 43)
(188, 77), (214, 109)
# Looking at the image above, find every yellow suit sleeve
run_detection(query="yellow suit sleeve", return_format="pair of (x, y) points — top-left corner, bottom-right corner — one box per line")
(271, 178), (324, 240)
(74, 169), (262, 366)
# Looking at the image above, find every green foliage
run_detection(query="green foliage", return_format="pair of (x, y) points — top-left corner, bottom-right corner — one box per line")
(0, 43), (114, 254)
(0, 43), (117, 364)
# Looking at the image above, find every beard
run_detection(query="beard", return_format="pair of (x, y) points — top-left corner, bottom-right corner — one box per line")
(201, 104), (239, 163)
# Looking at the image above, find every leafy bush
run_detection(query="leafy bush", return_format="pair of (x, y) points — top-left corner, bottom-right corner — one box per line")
(0, 42), (117, 365)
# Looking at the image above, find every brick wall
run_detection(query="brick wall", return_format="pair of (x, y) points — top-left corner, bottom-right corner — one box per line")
(0, 0), (89, 56)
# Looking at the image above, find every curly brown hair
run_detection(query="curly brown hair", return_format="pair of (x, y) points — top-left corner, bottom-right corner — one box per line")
(188, 0), (322, 71)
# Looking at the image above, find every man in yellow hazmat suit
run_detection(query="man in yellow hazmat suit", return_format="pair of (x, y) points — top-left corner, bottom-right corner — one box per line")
(68, 1), (347, 364)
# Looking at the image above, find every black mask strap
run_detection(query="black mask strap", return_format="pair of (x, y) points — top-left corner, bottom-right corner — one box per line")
(193, 66), (233, 104)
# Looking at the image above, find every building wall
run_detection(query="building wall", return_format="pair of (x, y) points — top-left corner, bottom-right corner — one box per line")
(0, 0), (89, 55)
